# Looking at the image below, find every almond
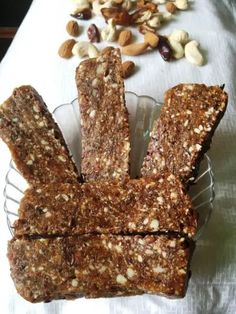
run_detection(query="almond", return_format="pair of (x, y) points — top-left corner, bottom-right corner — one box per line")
(122, 61), (135, 78)
(121, 42), (149, 56)
(118, 30), (133, 47)
(166, 2), (177, 14)
(58, 39), (76, 58)
(144, 32), (159, 48)
(66, 20), (80, 37)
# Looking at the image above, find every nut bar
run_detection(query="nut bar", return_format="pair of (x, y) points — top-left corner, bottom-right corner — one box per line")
(75, 48), (130, 181)
(141, 84), (228, 185)
(8, 234), (194, 302)
(14, 173), (198, 238)
(0, 86), (79, 184)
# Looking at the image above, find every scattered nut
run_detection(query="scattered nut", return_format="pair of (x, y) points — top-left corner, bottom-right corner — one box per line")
(121, 42), (149, 56)
(157, 35), (172, 61)
(72, 41), (99, 58)
(122, 60), (135, 78)
(166, 2), (177, 13)
(132, 9), (153, 24)
(139, 22), (156, 34)
(66, 20), (80, 37)
(168, 37), (184, 59)
(121, 0), (133, 11)
(92, 0), (113, 16)
(137, 0), (157, 13)
(175, 0), (188, 10)
(70, 8), (92, 20)
(101, 7), (132, 25)
(71, 0), (90, 11)
(87, 24), (100, 42)
(144, 32), (159, 48)
(169, 29), (189, 44)
(184, 40), (204, 66)
(101, 19), (117, 41)
(58, 39), (76, 58)
(118, 29), (132, 46)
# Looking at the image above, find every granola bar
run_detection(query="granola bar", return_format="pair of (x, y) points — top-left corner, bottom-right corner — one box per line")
(0, 86), (79, 184)
(75, 48), (130, 181)
(141, 84), (228, 185)
(14, 173), (198, 238)
(8, 234), (193, 302)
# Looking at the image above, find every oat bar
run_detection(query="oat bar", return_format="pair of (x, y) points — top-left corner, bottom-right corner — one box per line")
(75, 48), (130, 181)
(141, 84), (228, 184)
(14, 173), (198, 238)
(0, 86), (79, 184)
(8, 234), (193, 302)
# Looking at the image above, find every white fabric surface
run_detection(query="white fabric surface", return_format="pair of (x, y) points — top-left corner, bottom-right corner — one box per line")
(0, 0), (236, 313)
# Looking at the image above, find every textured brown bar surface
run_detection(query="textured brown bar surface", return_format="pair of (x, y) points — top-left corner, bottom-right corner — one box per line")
(75, 48), (130, 181)
(8, 234), (193, 302)
(141, 84), (228, 185)
(0, 86), (79, 184)
(14, 173), (198, 238)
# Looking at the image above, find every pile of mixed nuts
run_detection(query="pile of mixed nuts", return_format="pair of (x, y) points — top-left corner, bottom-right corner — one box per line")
(58, 0), (205, 78)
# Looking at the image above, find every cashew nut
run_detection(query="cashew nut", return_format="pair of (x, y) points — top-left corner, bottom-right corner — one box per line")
(147, 16), (161, 29)
(101, 19), (117, 41)
(71, 0), (90, 13)
(174, 0), (188, 10)
(72, 42), (99, 58)
(184, 40), (204, 66)
(168, 38), (184, 59)
(169, 29), (189, 45)
(135, 10), (153, 24)
(92, 0), (113, 16)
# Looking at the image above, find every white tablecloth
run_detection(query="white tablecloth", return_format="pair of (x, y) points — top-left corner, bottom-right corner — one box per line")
(0, 0), (236, 313)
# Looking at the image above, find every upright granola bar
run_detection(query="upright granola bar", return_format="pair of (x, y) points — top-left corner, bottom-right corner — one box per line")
(0, 86), (79, 184)
(14, 173), (198, 238)
(75, 48), (130, 181)
(8, 234), (193, 302)
(141, 84), (228, 184)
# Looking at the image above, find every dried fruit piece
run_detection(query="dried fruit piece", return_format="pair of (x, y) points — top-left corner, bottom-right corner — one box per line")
(70, 8), (92, 20)
(157, 35), (172, 61)
(87, 24), (100, 42)
(122, 60), (135, 78)
(139, 22), (156, 34)
(58, 39), (76, 58)
(144, 32), (159, 48)
(121, 42), (149, 56)
(165, 2), (177, 13)
(118, 29), (132, 46)
(66, 20), (80, 37)
(101, 7), (132, 26)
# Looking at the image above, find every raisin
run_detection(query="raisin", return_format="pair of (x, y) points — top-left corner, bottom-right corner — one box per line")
(157, 36), (173, 62)
(87, 24), (100, 43)
(70, 8), (92, 20)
